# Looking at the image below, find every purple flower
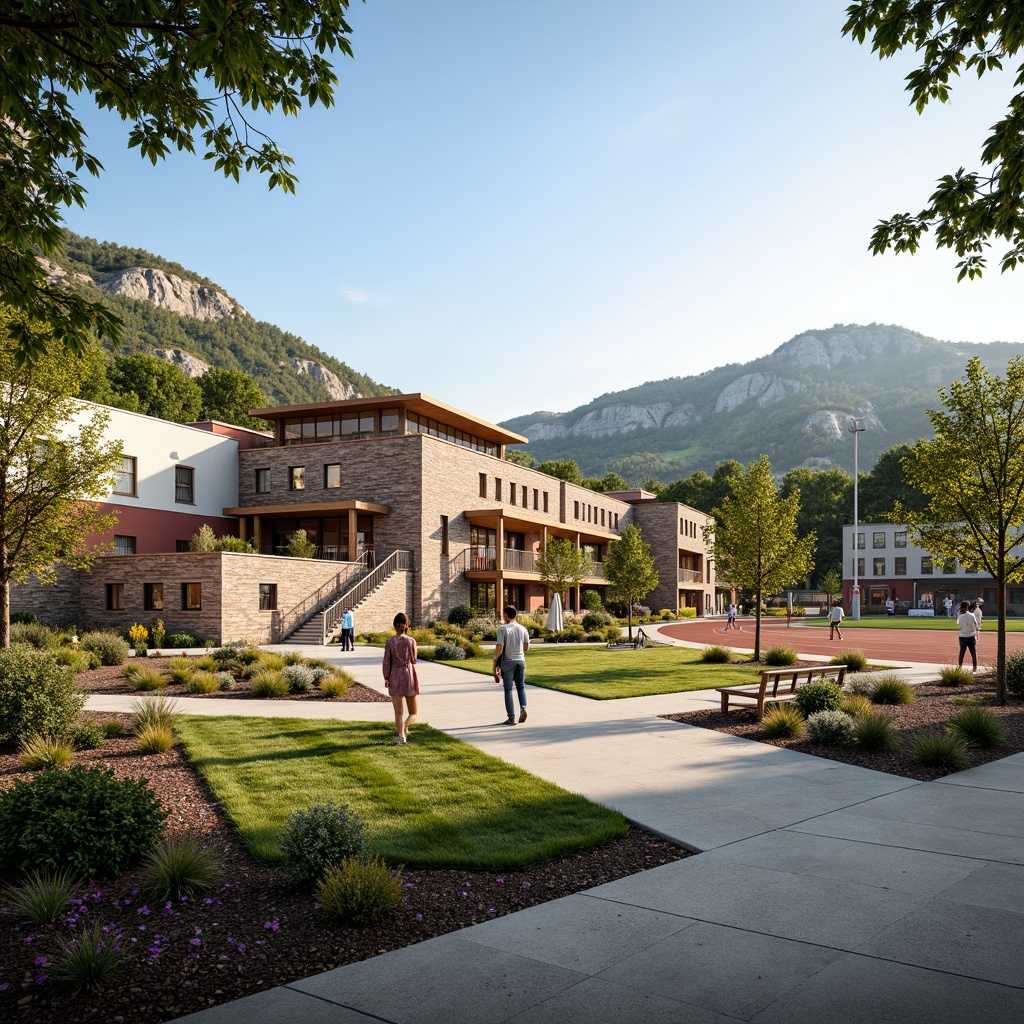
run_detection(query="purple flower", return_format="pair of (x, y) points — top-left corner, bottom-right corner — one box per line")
(190, 938), (202, 947)
(138, 925), (146, 932)
(0, 983), (9, 991)
(219, 955), (230, 962)
(264, 919), (279, 932)
(460, 891), (467, 897)
(35, 976), (48, 985)
(202, 898), (214, 905)
(496, 879), (504, 885)
(34, 957), (48, 966)
(522, 882), (531, 890)
(237, 943), (247, 953)
(139, 906), (151, 916)
(415, 914), (423, 922)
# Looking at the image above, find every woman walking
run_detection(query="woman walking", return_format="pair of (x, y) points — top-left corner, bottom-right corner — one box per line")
(956, 600), (979, 671)
(382, 612), (418, 744)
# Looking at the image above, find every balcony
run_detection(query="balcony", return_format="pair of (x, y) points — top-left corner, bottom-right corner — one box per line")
(456, 546), (604, 579)
(679, 568), (704, 584)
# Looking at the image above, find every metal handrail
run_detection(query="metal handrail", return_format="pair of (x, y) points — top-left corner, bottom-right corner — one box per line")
(321, 550), (414, 643)
(273, 556), (368, 642)
(678, 568), (704, 583)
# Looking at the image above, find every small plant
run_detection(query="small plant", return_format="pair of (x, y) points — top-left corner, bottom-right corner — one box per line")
(762, 703), (805, 738)
(187, 671), (219, 694)
(700, 645), (732, 664)
(256, 652), (286, 672)
(828, 649), (867, 672)
(216, 671), (237, 691)
(793, 680), (845, 717)
(4, 868), (79, 924)
(19, 733), (75, 770)
(130, 667), (168, 692)
(841, 693), (873, 720)
(136, 724), (176, 754)
(282, 651), (305, 666)
(129, 695), (180, 733)
(947, 707), (1006, 749)
(316, 856), (402, 925)
(434, 642), (466, 661)
(870, 674), (915, 705)
(845, 673), (878, 697)
(141, 839), (221, 899)
(320, 676), (351, 698)
(166, 632), (197, 648)
(250, 670), (289, 697)
(128, 622), (148, 654)
(151, 618), (166, 649)
(853, 710), (899, 751)
(103, 720), (124, 738)
(806, 710), (856, 746)
(234, 647), (262, 666)
(283, 664), (316, 693)
(913, 732), (970, 771)
(278, 799), (367, 885)
(49, 920), (125, 993)
(167, 658), (194, 684)
(0, 764), (167, 877)
(53, 646), (92, 674)
(193, 654), (218, 672)
(1005, 650), (1024, 696)
(938, 665), (974, 688)
(762, 645), (797, 667)
(79, 631), (130, 666)
(69, 718), (106, 750)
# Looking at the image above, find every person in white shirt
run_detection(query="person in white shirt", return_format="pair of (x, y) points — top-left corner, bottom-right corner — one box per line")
(493, 605), (530, 725)
(957, 601), (979, 671)
(828, 600), (844, 641)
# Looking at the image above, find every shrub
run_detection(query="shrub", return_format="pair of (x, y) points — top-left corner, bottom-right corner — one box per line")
(828, 649), (867, 672)
(870, 675), (915, 705)
(130, 695), (179, 733)
(841, 693), (873, 720)
(166, 632), (197, 648)
(913, 732), (970, 771)
(465, 617), (499, 640)
(0, 764), (166, 877)
(700, 645), (732, 664)
(762, 645), (797, 667)
(278, 800), (367, 885)
(187, 671), (219, 694)
(582, 610), (615, 631)
(947, 707), (1006, 749)
(582, 589), (602, 612)
(4, 868), (79, 925)
(312, 665), (349, 687)
(131, 667), (168, 692)
(250, 670), (289, 697)
(128, 623), (148, 652)
(806, 710), (856, 745)
(10, 611), (39, 624)
(136, 725), (176, 754)
(69, 718), (106, 750)
(49, 920), (125, 993)
(10, 621), (57, 649)
(762, 703), (805, 738)
(447, 605), (474, 627)
(283, 664), (316, 693)
(938, 665), (974, 688)
(234, 647), (262, 666)
(845, 672), (878, 697)
(256, 652), (286, 672)
(793, 680), (845, 717)
(677, 607), (697, 619)
(417, 647), (436, 661)
(79, 631), (130, 666)
(316, 856), (402, 925)
(434, 643), (466, 661)
(216, 671), (237, 691)
(548, 623), (587, 643)
(53, 647), (93, 674)
(456, 637), (483, 658)
(141, 839), (221, 899)
(103, 721), (124, 738)
(1005, 650), (1024, 697)
(320, 676), (351, 699)
(19, 733), (75, 770)
(853, 711), (899, 751)
(193, 654), (218, 671)
(151, 618), (166, 649)
(0, 645), (86, 744)
(167, 658), (194, 684)
(602, 624), (623, 643)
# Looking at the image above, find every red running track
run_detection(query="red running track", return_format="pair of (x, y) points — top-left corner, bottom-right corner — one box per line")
(659, 618), (1024, 665)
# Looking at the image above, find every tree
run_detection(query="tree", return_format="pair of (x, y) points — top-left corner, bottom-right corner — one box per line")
(198, 368), (267, 429)
(860, 443), (929, 522)
(108, 353), (203, 422)
(894, 357), (1024, 702)
(1, 1), (355, 364)
(504, 449), (535, 468)
(286, 529), (317, 559)
(536, 459), (583, 485)
(604, 524), (659, 643)
(662, 460), (744, 513)
(536, 538), (593, 607)
(707, 456), (816, 660)
(844, 3), (1024, 280)
(780, 467), (853, 586)
(0, 308), (124, 646)
(820, 565), (843, 606)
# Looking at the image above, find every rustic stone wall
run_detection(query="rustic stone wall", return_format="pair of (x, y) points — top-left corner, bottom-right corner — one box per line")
(11, 566), (82, 626)
(349, 569), (415, 634)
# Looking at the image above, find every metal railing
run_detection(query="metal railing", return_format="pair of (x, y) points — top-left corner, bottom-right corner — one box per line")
(678, 568), (704, 584)
(454, 545), (604, 579)
(273, 558), (368, 642)
(321, 550), (414, 643)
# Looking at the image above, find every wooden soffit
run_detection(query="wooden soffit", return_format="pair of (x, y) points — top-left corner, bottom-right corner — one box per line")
(223, 499), (390, 517)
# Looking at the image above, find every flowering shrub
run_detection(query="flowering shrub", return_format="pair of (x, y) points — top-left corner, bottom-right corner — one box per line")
(434, 643), (466, 661)
(128, 623), (148, 651)
(278, 800), (367, 885)
(806, 710), (856, 746)
(282, 664), (316, 693)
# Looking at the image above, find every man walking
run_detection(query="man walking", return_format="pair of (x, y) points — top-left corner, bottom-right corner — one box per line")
(828, 599), (844, 641)
(341, 608), (355, 651)
(494, 604), (530, 725)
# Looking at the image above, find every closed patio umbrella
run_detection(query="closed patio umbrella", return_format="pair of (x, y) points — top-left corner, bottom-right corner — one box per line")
(547, 592), (564, 633)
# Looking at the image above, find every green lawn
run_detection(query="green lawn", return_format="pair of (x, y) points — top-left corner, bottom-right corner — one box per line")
(443, 645), (760, 699)
(175, 716), (627, 869)
(802, 615), (1024, 631)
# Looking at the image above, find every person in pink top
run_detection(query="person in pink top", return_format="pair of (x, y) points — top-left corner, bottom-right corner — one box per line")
(382, 612), (419, 744)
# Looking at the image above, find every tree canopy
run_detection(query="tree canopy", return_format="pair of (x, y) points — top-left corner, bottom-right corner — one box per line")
(536, 459), (583, 485)
(536, 538), (593, 605)
(780, 466), (853, 584)
(603, 524), (659, 642)
(198, 368), (268, 429)
(107, 352), (203, 423)
(895, 356), (1024, 701)
(0, 1), (355, 363)
(844, 2), (1024, 279)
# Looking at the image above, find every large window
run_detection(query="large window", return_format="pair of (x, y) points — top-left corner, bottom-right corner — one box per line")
(255, 468), (270, 493)
(259, 584), (277, 611)
(895, 531), (907, 548)
(112, 535), (136, 555)
(407, 412), (498, 456)
(289, 467), (305, 491)
(856, 532), (865, 550)
(144, 583), (164, 611)
(873, 557), (885, 576)
(324, 464), (341, 489)
(894, 557), (907, 576)
(181, 582), (202, 610)
(873, 532), (886, 549)
(113, 456), (137, 496)
(175, 465), (194, 504)
(921, 556), (933, 574)
(105, 583), (124, 611)
(855, 557), (865, 577)
(509, 482), (516, 505)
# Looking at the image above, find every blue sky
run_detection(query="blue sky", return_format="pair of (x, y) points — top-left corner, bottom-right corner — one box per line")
(63, 1), (1024, 421)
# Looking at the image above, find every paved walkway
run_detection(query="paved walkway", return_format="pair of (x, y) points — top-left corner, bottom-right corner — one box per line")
(93, 630), (1024, 1023)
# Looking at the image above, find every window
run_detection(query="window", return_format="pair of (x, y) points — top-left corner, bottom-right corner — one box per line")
(324, 464), (341, 489)
(112, 535), (136, 555)
(290, 466), (305, 491)
(533, 488), (539, 510)
(574, 501), (580, 520)
(942, 558), (957, 574)
(494, 478), (502, 501)
(895, 531), (907, 548)
(614, 513), (619, 529)
(601, 508), (605, 527)
(543, 492), (549, 513)
(105, 583), (124, 611)
(113, 456), (137, 496)
(921, 556), (933, 575)
(873, 532), (886, 549)
(856, 532), (865, 550)
(873, 557), (885, 576)
(440, 515), (449, 556)
(181, 582), (202, 610)
(259, 584), (277, 611)
(510, 483), (516, 505)
(380, 409), (401, 433)
(855, 557), (865, 577)
(479, 473), (488, 498)
(895, 557), (907, 576)
(255, 468), (270, 493)
(522, 487), (527, 509)
(175, 465), (195, 504)
(144, 583), (164, 611)
(680, 518), (685, 535)
(175, 540), (190, 553)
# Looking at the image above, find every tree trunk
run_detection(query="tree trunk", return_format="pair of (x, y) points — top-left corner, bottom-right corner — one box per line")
(996, 548), (1007, 704)
(753, 588), (762, 661)
(626, 600), (634, 643)
(0, 543), (8, 649)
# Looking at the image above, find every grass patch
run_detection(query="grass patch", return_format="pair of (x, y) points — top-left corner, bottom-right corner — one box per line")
(449, 645), (760, 699)
(174, 716), (628, 869)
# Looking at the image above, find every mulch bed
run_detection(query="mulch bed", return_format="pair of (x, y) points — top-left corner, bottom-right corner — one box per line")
(0, 719), (689, 1023)
(73, 659), (391, 703)
(662, 673), (1024, 782)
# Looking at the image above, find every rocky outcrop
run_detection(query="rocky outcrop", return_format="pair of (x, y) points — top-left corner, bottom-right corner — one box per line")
(802, 409), (884, 441)
(97, 268), (246, 321)
(290, 358), (359, 400)
(519, 401), (700, 441)
(39, 256), (94, 288)
(155, 349), (211, 378)
(775, 323), (925, 369)
(714, 373), (805, 413)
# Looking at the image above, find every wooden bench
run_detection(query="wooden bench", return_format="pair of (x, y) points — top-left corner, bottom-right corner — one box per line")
(717, 665), (847, 721)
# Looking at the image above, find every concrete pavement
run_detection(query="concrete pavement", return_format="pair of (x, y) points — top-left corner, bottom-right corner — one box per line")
(98, 633), (1024, 1023)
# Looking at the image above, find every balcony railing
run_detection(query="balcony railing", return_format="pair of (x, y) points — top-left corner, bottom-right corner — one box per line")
(454, 546), (604, 578)
(679, 568), (704, 584)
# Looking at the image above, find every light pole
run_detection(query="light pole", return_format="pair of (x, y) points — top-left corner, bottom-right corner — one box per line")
(849, 417), (866, 620)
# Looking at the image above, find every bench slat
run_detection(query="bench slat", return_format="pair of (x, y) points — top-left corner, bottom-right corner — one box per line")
(717, 665), (847, 720)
